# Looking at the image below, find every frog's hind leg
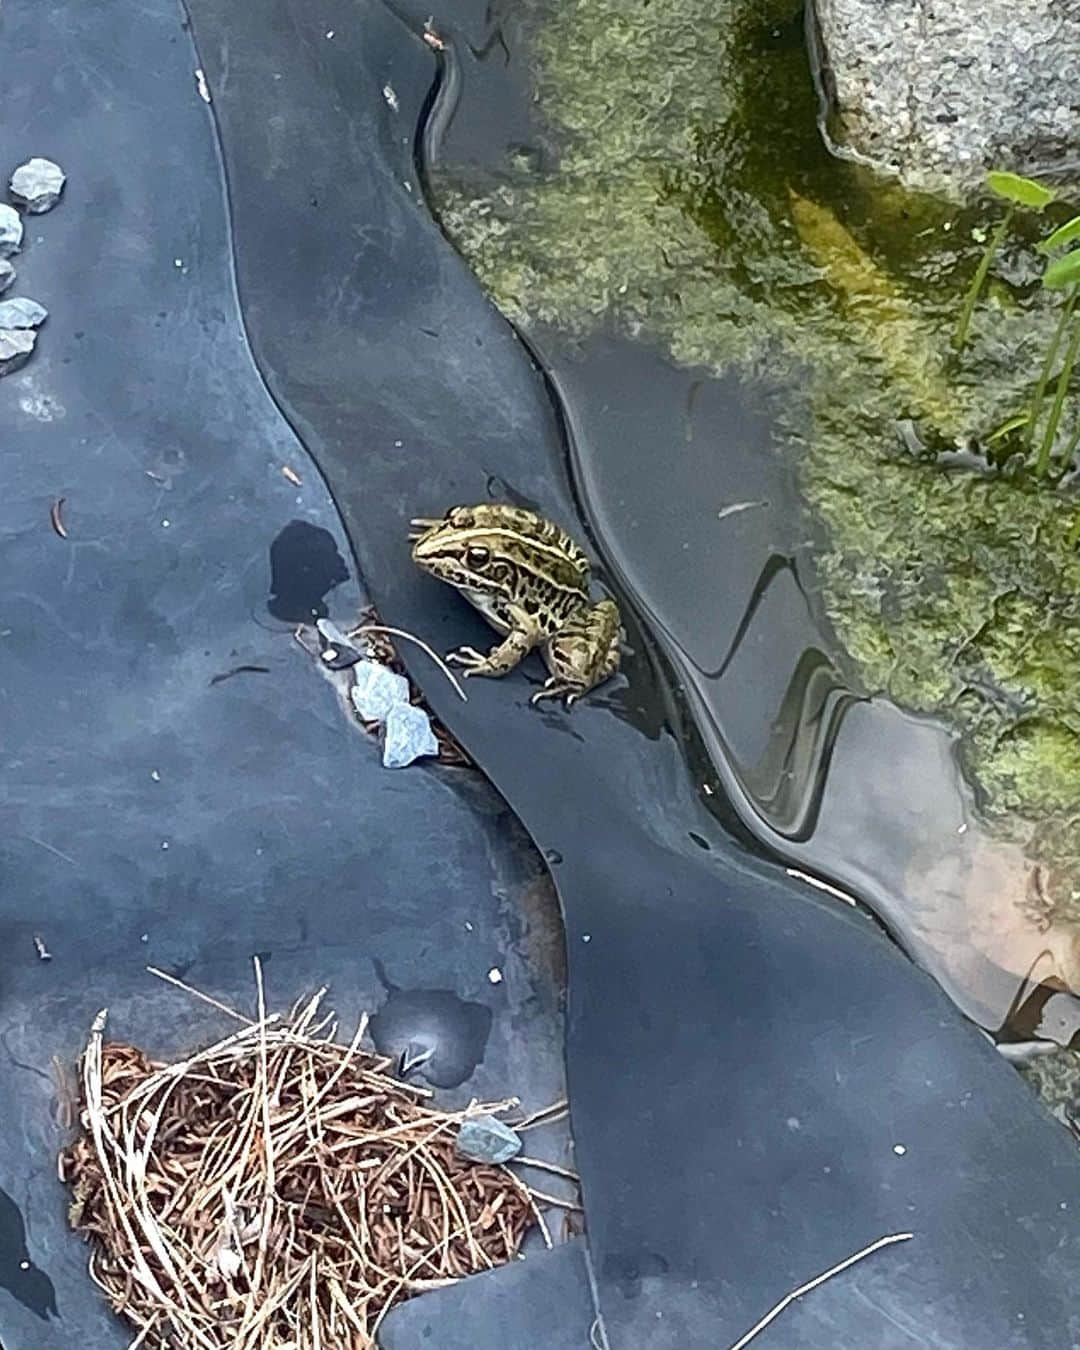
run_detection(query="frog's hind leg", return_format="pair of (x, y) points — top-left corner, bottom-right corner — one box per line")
(590, 599), (623, 683)
(535, 599), (622, 707)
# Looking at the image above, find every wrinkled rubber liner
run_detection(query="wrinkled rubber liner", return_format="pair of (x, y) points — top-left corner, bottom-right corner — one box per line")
(2, 0), (1080, 1346)
(0, 0), (570, 1345)
(173, 1), (1080, 1346)
(380, 1241), (595, 1348)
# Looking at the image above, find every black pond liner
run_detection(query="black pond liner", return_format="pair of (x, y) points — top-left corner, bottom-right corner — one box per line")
(0, 0), (565, 1344)
(2, 0), (1080, 1347)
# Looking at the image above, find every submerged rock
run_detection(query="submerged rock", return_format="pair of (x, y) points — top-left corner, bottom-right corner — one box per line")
(0, 328), (36, 376)
(811, 1), (1080, 192)
(0, 297), (47, 329)
(382, 703), (439, 769)
(0, 206), (23, 258)
(455, 1114), (522, 1165)
(0, 260), (14, 295)
(10, 158), (66, 214)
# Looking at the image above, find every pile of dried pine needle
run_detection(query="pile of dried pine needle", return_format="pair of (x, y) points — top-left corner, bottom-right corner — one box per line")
(59, 970), (550, 1349)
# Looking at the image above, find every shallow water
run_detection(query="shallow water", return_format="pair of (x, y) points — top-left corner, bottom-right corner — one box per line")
(427, 0), (1080, 1042)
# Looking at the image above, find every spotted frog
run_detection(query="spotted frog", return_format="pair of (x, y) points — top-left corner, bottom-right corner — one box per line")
(410, 504), (622, 706)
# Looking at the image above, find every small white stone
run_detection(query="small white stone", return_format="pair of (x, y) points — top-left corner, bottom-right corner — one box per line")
(10, 158), (65, 214)
(893, 1143), (906, 1156)
(151, 769), (161, 781)
(195, 68), (211, 103)
(216, 1246), (242, 1280)
(0, 205), (23, 258)
(0, 328), (34, 375)
(487, 967), (503, 985)
(382, 701), (439, 768)
(0, 297), (47, 329)
(352, 660), (410, 722)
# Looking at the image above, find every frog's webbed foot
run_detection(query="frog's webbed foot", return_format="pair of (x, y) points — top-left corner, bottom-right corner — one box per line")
(530, 677), (582, 709)
(445, 645), (489, 675)
(446, 629), (535, 679)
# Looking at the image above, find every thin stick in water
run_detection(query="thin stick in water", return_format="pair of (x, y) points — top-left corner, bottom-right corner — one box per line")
(726, 1232), (913, 1350)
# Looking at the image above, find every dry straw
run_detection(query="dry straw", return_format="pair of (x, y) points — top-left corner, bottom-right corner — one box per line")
(60, 963), (553, 1348)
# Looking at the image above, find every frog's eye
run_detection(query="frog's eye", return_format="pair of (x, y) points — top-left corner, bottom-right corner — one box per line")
(466, 545), (491, 569)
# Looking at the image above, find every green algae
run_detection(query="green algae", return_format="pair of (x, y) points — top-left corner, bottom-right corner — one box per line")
(433, 0), (1080, 907)
(1020, 1049), (1080, 1129)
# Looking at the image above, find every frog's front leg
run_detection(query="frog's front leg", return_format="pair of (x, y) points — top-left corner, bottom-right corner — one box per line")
(446, 628), (537, 679)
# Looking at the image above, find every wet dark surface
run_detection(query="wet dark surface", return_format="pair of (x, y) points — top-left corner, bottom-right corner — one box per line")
(424, 3), (1080, 1040)
(267, 519), (350, 623)
(177, 0), (1080, 1345)
(369, 959), (494, 1088)
(0, 1187), (55, 1321)
(0, 1), (567, 1344)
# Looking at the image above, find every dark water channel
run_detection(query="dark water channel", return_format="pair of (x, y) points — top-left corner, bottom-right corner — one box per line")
(424, 0), (1080, 1048)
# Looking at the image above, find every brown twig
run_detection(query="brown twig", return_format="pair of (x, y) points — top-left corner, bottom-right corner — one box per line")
(50, 496), (69, 539)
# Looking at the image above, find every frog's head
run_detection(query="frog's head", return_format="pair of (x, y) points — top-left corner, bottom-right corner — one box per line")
(409, 506), (501, 594)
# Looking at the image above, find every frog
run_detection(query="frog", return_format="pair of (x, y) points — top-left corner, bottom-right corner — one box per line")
(410, 504), (622, 706)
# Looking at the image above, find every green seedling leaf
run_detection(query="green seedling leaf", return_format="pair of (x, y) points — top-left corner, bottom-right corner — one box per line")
(986, 171), (1055, 210)
(1039, 215), (1080, 254)
(1043, 251), (1080, 290)
(986, 413), (1030, 444)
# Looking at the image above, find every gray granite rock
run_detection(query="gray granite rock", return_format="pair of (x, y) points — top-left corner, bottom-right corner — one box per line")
(351, 659), (410, 722)
(0, 328), (35, 376)
(0, 297), (46, 329)
(811, 0), (1080, 193)
(0, 260), (14, 295)
(455, 1114), (522, 1165)
(10, 157), (65, 213)
(382, 702), (439, 768)
(0, 205), (23, 257)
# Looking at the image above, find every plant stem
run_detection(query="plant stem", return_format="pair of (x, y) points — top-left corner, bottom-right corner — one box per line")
(953, 207), (1013, 352)
(1059, 418), (1080, 475)
(1067, 512), (1080, 551)
(1025, 286), (1077, 453)
(1036, 313), (1080, 477)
